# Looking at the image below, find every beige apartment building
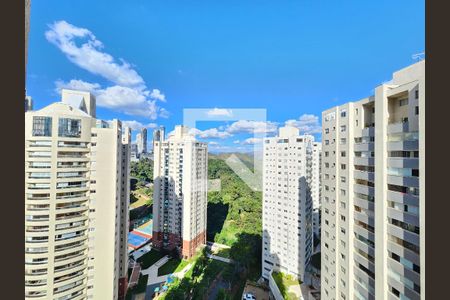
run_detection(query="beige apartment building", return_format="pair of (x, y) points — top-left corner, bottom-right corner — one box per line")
(152, 125), (208, 259)
(321, 60), (425, 300)
(25, 89), (130, 300)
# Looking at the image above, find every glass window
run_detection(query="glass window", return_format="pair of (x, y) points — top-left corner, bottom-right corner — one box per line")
(32, 116), (52, 136)
(58, 118), (81, 137)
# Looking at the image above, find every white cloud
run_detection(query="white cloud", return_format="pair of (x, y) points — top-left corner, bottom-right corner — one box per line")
(46, 20), (144, 87)
(159, 108), (170, 118)
(242, 137), (263, 145)
(285, 114), (321, 135)
(55, 79), (165, 119)
(189, 127), (232, 139)
(121, 120), (158, 131)
(150, 89), (166, 102)
(208, 141), (219, 145)
(233, 140), (240, 144)
(47, 21), (168, 119)
(207, 108), (233, 117)
(226, 120), (278, 134)
(55, 79), (100, 93)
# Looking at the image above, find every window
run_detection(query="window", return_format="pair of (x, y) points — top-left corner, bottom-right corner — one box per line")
(59, 118), (81, 137)
(341, 164), (346, 170)
(415, 90), (419, 99)
(340, 109), (347, 117)
(399, 98), (409, 106)
(340, 151), (346, 157)
(415, 106), (419, 115)
(325, 128), (329, 134)
(340, 189), (346, 196)
(32, 117), (52, 136)
(340, 125), (346, 132)
(340, 176), (346, 183)
(356, 119), (359, 126)
(340, 138), (346, 145)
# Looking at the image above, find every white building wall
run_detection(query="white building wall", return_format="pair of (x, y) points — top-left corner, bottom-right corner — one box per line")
(321, 61), (425, 300)
(262, 126), (314, 282)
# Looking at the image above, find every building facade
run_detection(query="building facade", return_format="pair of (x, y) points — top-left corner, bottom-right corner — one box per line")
(25, 89), (130, 300)
(311, 142), (322, 240)
(152, 125), (208, 259)
(320, 61), (425, 300)
(137, 128), (148, 155)
(262, 126), (316, 281)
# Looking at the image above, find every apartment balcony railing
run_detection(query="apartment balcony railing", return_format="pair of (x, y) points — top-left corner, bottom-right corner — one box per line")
(387, 190), (419, 207)
(387, 158), (419, 169)
(387, 174), (419, 188)
(388, 121), (409, 134)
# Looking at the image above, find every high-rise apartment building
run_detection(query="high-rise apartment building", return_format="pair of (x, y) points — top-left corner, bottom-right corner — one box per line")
(152, 125), (208, 259)
(321, 61), (425, 300)
(262, 126), (317, 282)
(311, 142), (322, 240)
(25, 89), (130, 300)
(137, 128), (147, 155)
(26, 96), (33, 112)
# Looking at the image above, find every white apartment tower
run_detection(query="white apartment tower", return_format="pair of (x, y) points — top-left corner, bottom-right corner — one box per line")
(25, 89), (130, 300)
(321, 61), (425, 300)
(152, 125), (208, 259)
(262, 126), (317, 281)
(311, 142), (322, 239)
(137, 128), (148, 155)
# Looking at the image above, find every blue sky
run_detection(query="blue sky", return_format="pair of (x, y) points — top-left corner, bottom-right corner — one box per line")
(26, 0), (424, 152)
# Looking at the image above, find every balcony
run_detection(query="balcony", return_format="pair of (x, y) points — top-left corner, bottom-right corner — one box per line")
(354, 170), (375, 182)
(387, 175), (419, 188)
(354, 142), (374, 152)
(354, 235), (375, 258)
(354, 210), (374, 227)
(388, 122), (409, 134)
(354, 183), (374, 196)
(387, 158), (419, 169)
(387, 240), (420, 267)
(387, 223), (420, 247)
(387, 190), (419, 207)
(387, 208), (419, 227)
(387, 140), (419, 152)
(362, 126), (375, 137)
(354, 157), (375, 166)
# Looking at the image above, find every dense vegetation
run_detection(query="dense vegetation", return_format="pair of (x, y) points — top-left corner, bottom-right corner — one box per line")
(207, 155), (263, 282)
(129, 158), (154, 222)
(130, 157), (153, 183)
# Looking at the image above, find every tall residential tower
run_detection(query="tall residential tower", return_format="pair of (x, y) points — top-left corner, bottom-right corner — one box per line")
(262, 126), (318, 282)
(321, 61), (425, 300)
(137, 128), (148, 155)
(25, 89), (130, 300)
(152, 126), (208, 259)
